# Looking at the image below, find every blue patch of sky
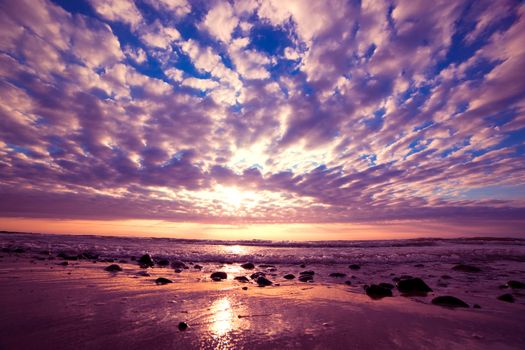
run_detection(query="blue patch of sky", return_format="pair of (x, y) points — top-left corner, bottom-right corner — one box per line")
(363, 108), (385, 132)
(440, 137), (470, 158)
(360, 153), (377, 167)
(7, 144), (32, 156)
(413, 120), (434, 132)
(248, 23), (292, 56)
(404, 137), (427, 158)
(51, 0), (95, 17)
(485, 108), (518, 128)
(434, 2), (517, 75)
(462, 184), (525, 201)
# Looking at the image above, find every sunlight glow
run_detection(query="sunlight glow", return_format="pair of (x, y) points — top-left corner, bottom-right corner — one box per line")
(210, 297), (234, 336)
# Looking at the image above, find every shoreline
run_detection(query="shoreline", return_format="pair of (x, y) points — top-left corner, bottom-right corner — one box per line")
(1, 252), (524, 349)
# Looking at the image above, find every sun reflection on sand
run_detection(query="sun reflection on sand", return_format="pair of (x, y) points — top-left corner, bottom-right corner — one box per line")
(205, 296), (249, 349)
(211, 297), (234, 336)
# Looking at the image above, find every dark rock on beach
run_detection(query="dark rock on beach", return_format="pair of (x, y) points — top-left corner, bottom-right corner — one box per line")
(241, 262), (255, 270)
(138, 254), (155, 268)
(298, 274), (313, 282)
(104, 264), (122, 272)
(397, 277), (432, 295)
(156, 259), (170, 267)
(379, 283), (394, 290)
(300, 264), (306, 268)
(234, 276), (250, 283)
(507, 280), (525, 289)
(59, 261), (68, 266)
(431, 296), (469, 308)
(256, 276), (273, 286)
(136, 271), (150, 277)
(193, 264), (203, 270)
(349, 264), (361, 270)
(250, 272), (266, 280)
(283, 274), (295, 280)
(329, 272), (346, 278)
(178, 322), (188, 331)
(452, 264), (481, 273)
(171, 260), (188, 269)
(57, 252), (78, 261)
(210, 272), (227, 281)
(497, 294), (515, 303)
(365, 284), (393, 299)
(300, 271), (315, 276)
(155, 277), (173, 285)
(344, 281), (352, 286)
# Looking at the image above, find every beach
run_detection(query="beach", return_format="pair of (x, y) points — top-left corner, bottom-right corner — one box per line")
(1, 232), (525, 349)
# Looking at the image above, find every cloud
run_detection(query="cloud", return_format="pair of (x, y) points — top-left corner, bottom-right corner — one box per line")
(88, 0), (142, 28)
(0, 0), (524, 232)
(202, 1), (239, 43)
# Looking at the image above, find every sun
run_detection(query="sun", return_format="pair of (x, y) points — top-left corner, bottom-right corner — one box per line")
(221, 186), (243, 208)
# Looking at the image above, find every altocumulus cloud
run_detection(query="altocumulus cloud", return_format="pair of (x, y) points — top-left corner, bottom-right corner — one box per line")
(0, 0), (525, 228)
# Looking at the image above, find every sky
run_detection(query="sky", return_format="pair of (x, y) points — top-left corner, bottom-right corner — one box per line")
(0, 0), (524, 240)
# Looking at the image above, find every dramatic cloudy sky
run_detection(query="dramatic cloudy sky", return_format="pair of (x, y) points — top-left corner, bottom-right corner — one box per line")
(1, 0), (524, 238)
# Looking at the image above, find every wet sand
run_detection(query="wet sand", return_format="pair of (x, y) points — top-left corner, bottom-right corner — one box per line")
(1, 254), (524, 349)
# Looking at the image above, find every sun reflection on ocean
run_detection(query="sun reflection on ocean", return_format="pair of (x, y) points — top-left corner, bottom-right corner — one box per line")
(224, 245), (246, 255)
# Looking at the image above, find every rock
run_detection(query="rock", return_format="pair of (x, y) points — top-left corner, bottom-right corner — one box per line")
(300, 264), (306, 268)
(57, 252), (78, 261)
(283, 274), (295, 280)
(298, 275), (313, 282)
(136, 271), (150, 277)
(507, 280), (525, 289)
(414, 264), (425, 267)
(378, 283), (394, 289)
(138, 254), (154, 268)
(258, 264), (275, 268)
(171, 260), (188, 269)
(497, 293), (515, 303)
(397, 277), (433, 295)
(80, 251), (99, 260)
(13, 248), (25, 254)
(452, 264), (481, 273)
(365, 284), (393, 299)
(329, 272), (347, 278)
(156, 259), (170, 267)
(344, 281), (352, 286)
(300, 271), (315, 276)
(59, 261), (68, 266)
(178, 322), (188, 331)
(250, 272), (265, 280)
(193, 264), (203, 270)
(256, 276), (273, 286)
(155, 277), (173, 285)
(349, 264), (361, 270)
(240, 262), (255, 270)
(104, 264), (122, 272)
(441, 275), (452, 279)
(234, 276), (250, 283)
(242, 286), (248, 290)
(174, 268), (183, 273)
(210, 272), (227, 281)
(431, 296), (469, 308)
(473, 304), (481, 309)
